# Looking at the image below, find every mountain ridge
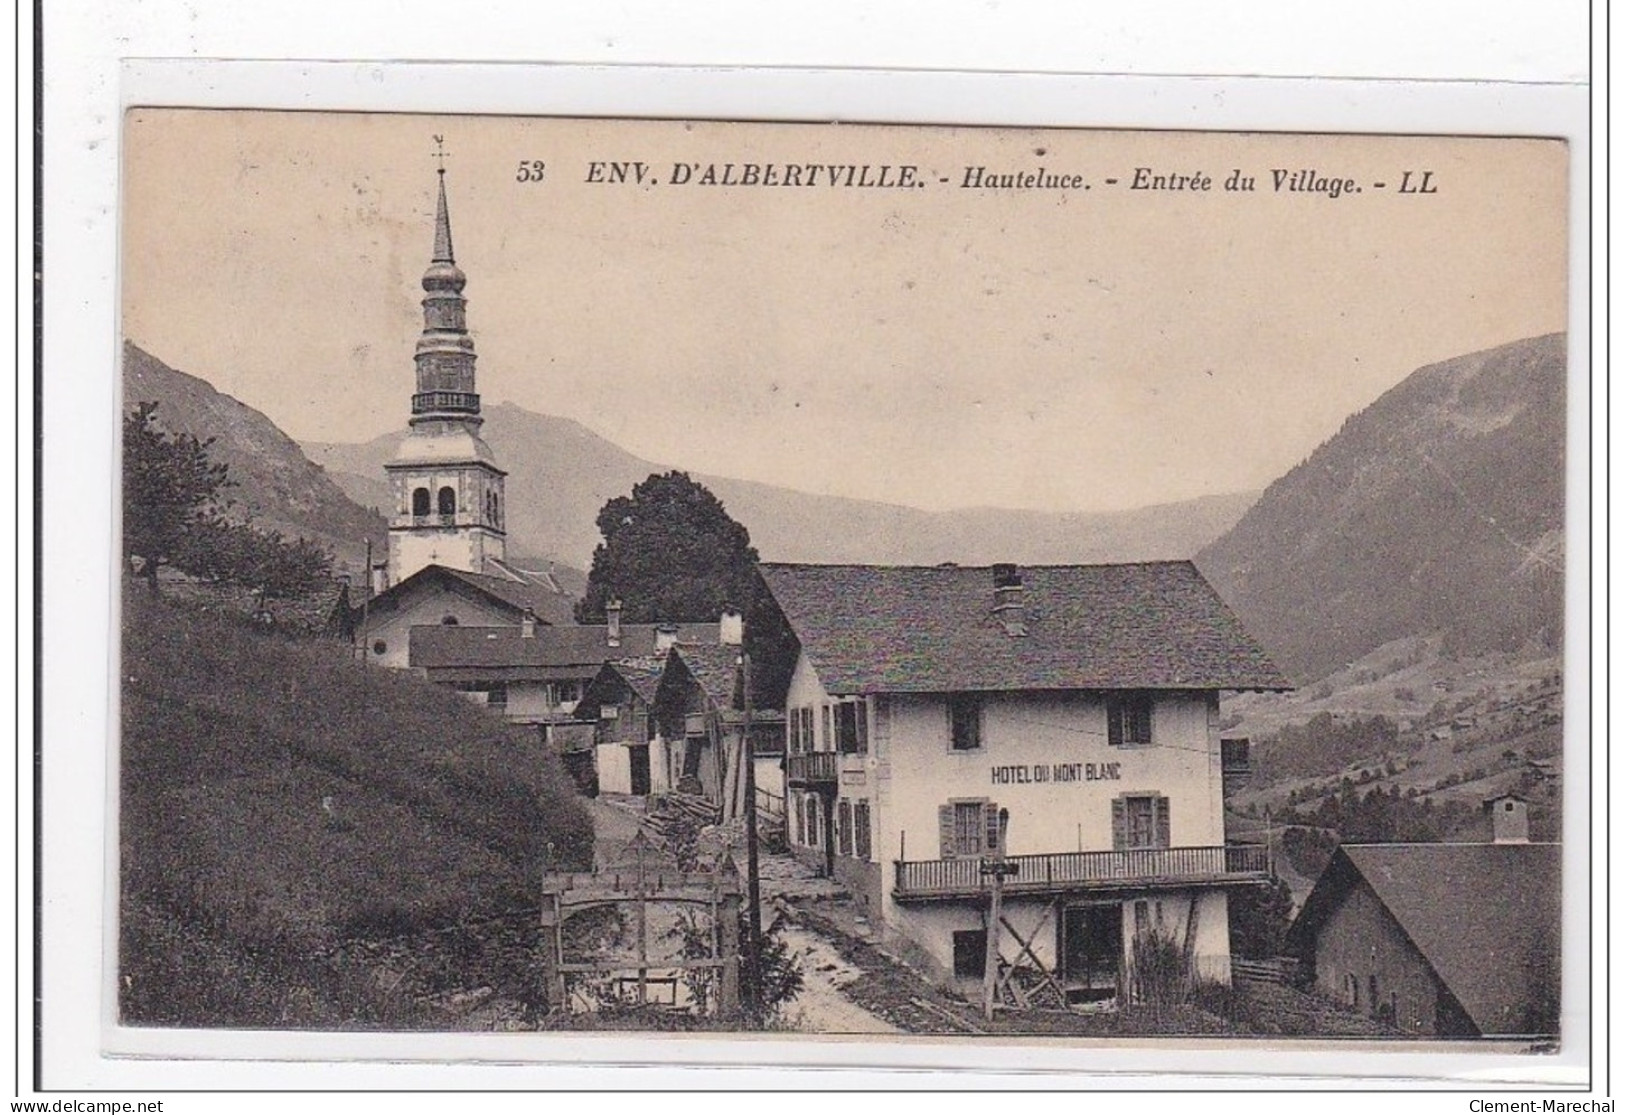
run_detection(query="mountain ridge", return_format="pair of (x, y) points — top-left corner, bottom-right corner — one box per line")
(305, 402), (1261, 570)
(1195, 332), (1566, 684)
(123, 343), (388, 574)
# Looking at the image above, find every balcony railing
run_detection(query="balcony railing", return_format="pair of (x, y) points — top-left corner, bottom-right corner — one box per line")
(785, 750), (838, 787)
(412, 390), (480, 414)
(892, 844), (1270, 902)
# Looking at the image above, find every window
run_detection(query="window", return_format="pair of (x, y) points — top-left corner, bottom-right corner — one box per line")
(854, 800), (872, 861)
(487, 682), (508, 712)
(948, 694), (983, 751)
(821, 704), (833, 751)
(804, 793), (821, 847)
(1134, 900), (1150, 939)
(440, 615), (459, 626)
(835, 699), (868, 754)
(372, 639), (387, 656)
(1112, 794), (1171, 850)
(792, 795), (806, 847)
(789, 707), (816, 754)
(411, 487), (430, 517)
(838, 799), (854, 857)
(939, 799), (1000, 858)
(555, 681), (580, 705)
(953, 930), (987, 978)
(1107, 693), (1154, 746)
(437, 486), (457, 516)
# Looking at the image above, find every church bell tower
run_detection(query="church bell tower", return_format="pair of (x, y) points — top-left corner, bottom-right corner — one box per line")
(384, 151), (507, 585)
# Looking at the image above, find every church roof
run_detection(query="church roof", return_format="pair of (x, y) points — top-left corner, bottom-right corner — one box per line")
(361, 563), (577, 628)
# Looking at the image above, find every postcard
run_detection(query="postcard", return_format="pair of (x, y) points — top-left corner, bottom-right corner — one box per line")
(114, 108), (1572, 1057)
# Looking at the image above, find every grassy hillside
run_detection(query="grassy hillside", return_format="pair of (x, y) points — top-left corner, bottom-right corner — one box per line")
(120, 591), (593, 1027)
(1197, 334), (1565, 683)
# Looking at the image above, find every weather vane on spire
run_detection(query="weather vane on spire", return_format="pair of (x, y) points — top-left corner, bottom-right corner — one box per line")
(431, 134), (449, 174)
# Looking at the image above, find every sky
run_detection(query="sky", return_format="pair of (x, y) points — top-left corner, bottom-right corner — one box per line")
(121, 110), (1569, 514)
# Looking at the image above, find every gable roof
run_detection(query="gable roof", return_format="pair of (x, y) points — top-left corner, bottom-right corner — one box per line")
(578, 656), (667, 709)
(756, 561), (1291, 694)
(410, 621), (721, 673)
(1288, 843), (1561, 1036)
(668, 643), (746, 708)
(362, 563), (578, 628)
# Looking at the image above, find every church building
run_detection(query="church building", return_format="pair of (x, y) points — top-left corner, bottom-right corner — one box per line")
(357, 158), (574, 666)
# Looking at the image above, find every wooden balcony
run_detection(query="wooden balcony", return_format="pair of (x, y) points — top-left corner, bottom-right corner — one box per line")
(892, 844), (1270, 902)
(785, 750), (838, 787)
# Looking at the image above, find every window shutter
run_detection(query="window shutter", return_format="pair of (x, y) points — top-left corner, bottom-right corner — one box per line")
(1107, 700), (1123, 747)
(984, 802), (1001, 855)
(856, 698), (869, 752)
(838, 800), (853, 857)
(938, 804), (956, 858)
(1155, 795), (1171, 849)
(822, 704), (833, 750)
(1111, 797), (1127, 850)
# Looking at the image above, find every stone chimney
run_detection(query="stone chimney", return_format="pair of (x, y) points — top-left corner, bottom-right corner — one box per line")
(719, 607), (744, 646)
(606, 599), (623, 647)
(1484, 792), (1531, 844)
(991, 563), (1027, 636)
(655, 623), (680, 653)
(520, 608), (537, 639)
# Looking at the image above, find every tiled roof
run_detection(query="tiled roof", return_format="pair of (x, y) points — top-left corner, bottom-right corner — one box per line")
(757, 561), (1290, 694)
(670, 643), (746, 707)
(1289, 843), (1561, 1036)
(411, 621), (721, 671)
(360, 563), (578, 628)
(436, 566), (578, 626)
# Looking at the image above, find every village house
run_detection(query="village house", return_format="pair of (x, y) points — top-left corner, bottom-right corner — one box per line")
(576, 657), (669, 796)
(1285, 793), (1560, 1038)
(745, 560), (1290, 1003)
(650, 635), (786, 825)
(408, 602), (719, 762)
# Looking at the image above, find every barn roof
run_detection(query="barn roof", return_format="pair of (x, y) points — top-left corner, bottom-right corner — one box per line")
(756, 561), (1290, 694)
(410, 621), (721, 671)
(1288, 843), (1561, 1036)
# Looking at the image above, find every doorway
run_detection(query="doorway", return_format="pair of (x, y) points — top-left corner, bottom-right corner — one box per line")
(1062, 903), (1123, 1004)
(628, 744), (652, 796)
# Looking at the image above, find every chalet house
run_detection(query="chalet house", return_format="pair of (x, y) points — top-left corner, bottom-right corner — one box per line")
(651, 637), (786, 823)
(576, 657), (668, 796)
(746, 560), (1290, 1001)
(1285, 795), (1560, 1038)
(354, 562), (575, 669)
(408, 603), (719, 755)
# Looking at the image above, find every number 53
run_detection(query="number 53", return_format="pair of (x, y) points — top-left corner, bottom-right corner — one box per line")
(516, 160), (546, 183)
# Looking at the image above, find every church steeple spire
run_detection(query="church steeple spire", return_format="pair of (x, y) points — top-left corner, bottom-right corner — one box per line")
(411, 141), (480, 428)
(432, 166), (455, 263)
(383, 138), (508, 588)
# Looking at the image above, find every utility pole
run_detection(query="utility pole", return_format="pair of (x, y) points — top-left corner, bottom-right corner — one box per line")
(981, 807), (1015, 1021)
(739, 649), (764, 1020)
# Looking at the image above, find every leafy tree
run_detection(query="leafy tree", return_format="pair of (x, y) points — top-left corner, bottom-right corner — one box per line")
(123, 401), (332, 598)
(123, 401), (235, 594)
(577, 471), (760, 624)
(1229, 874), (1296, 959)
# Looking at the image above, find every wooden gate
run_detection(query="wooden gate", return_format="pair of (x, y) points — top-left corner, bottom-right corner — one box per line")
(538, 830), (742, 1018)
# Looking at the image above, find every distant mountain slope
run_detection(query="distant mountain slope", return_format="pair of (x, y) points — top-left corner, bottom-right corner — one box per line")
(306, 402), (1258, 570)
(123, 344), (387, 574)
(1196, 334), (1566, 683)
